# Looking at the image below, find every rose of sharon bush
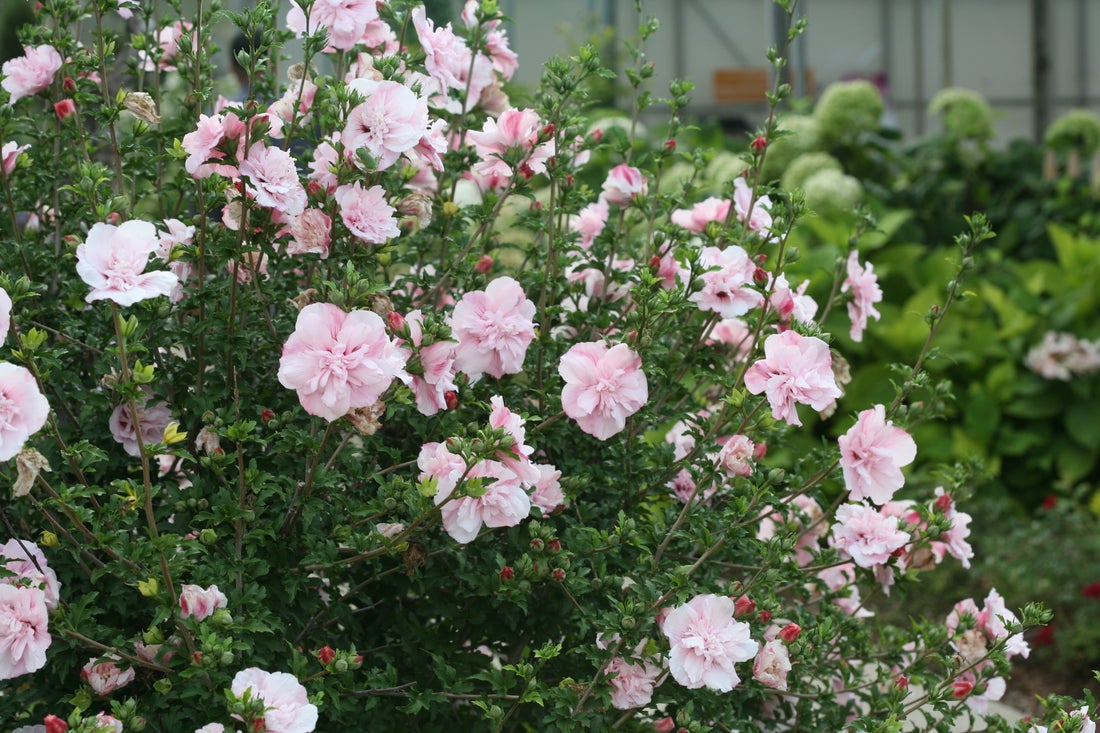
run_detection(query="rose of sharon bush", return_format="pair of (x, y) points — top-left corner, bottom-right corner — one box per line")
(559, 341), (648, 440)
(278, 303), (408, 421)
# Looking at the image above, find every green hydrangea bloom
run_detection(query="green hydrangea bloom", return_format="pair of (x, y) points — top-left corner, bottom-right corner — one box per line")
(1045, 110), (1100, 155)
(781, 152), (843, 192)
(814, 80), (884, 147)
(759, 114), (821, 182)
(802, 168), (863, 215)
(928, 87), (996, 140)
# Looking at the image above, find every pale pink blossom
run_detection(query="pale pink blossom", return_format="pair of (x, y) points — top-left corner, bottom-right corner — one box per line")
(195, 725), (226, 733)
(227, 251), (269, 284)
(744, 331), (842, 426)
(116, 0), (139, 19)
(82, 654), (135, 695)
(308, 138), (341, 193)
(604, 644), (664, 710)
(2, 141), (29, 176)
(468, 108), (554, 183)
(667, 468), (717, 506)
(231, 668), (319, 733)
(460, 1), (519, 79)
(601, 164), (648, 206)
(335, 182), (399, 244)
(662, 593), (759, 691)
(239, 143), (307, 216)
(688, 245), (763, 318)
(0, 584), (51, 679)
(418, 441), (468, 499)
(559, 341), (648, 440)
(435, 458), (531, 544)
(712, 434), (756, 477)
(412, 7), (494, 112)
(451, 276), (536, 380)
(138, 21), (192, 72)
(0, 539), (61, 609)
(732, 176), (774, 239)
(946, 588), (1029, 661)
(530, 463), (565, 514)
(396, 310), (458, 416)
(287, 208), (332, 258)
(342, 79), (429, 171)
(2, 46), (62, 104)
(278, 303), (409, 422)
(91, 713), (124, 733)
(181, 114), (236, 179)
(1025, 331), (1100, 380)
(768, 273), (818, 327)
(671, 197), (731, 234)
(830, 502), (911, 568)
(109, 393), (172, 457)
(838, 405), (917, 505)
(707, 318), (755, 360)
(268, 77), (319, 134)
(931, 489), (973, 569)
(76, 220), (179, 306)
(0, 363), (50, 462)
(752, 639), (792, 690)
(816, 562), (873, 617)
(488, 396), (539, 486)
(179, 584), (228, 621)
(286, 0), (379, 51)
(842, 251), (883, 342)
(651, 247), (683, 289)
(0, 287), (10, 347)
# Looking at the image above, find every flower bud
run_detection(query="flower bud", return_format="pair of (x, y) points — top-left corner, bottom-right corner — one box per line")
(758, 609), (772, 623)
(733, 594), (755, 617)
(317, 646), (336, 665)
(44, 715), (69, 733)
(39, 530), (59, 547)
(54, 99), (76, 120)
(895, 675), (909, 691)
(934, 492), (953, 513)
(547, 538), (561, 554)
(778, 623), (801, 643)
(219, 651), (235, 666)
(551, 568), (566, 582)
(663, 138), (676, 153)
(212, 609), (234, 627)
(751, 134), (768, 153)
(951, 679), (974, 699)
(333, 658), (349, 673)
(653, 718), (675, 733)
(62, 76), (75, 92)
(444, 391), (459, 410)
(387, 310), (406, 333)
(499, 566), (515, 581)
(475, 254), (494, 274)
(530, 538), (544, 552)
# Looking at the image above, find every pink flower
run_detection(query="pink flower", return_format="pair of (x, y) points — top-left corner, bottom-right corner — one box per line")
(752, 639), (792, 691)
(662, 593), (759, 691)
(76, 221), (179, 306)
(91, 714), (123, 733)
(239, 143), (307, 216)
(0, 364), (50, 462)
(688, 245), (763, 318)
(712, 434), (756, 477)
(1, 539), (61, 609)
(530, 463), (565, 515)
(335, 182), (399, 244)
(468, 107), (554, 182)
(2, 46), (63, 105)
(412, 7), (494, 112)
(838, 404), (917, 505)
(231, 668), (318, 733)
(671, 197), (731, 234)
(308, 138), (341, 193)
(179, 584), (228, 621)
(744, 331), (842, 426)
(947, 588), (1029, 661)
(842, 251), (882, 342)
(435, 458), (531, 544)
(559, 341), (648, 440)
(768, 273), (817, 327)
(279, 303), (408, 422)
(488, 395), (539, 486)
(601, 163), (648, 206)
(570, 198), (610, 249)
(2, 141), (29, 176)
(396, 310), (458, 416)
(53, 99), (76, 121)
(286, 0), (379, 51)
(109, 393), (172, 457)
(830, 502), (911, 568)
(286, 209), (332, 258)
(0, 584), (51, 680)
(342, 79), (428, 171)
(451, 276), (536, 380)
(181, 114), (237, 179)
(82, 654), (135, 695)
(0, 287), (11, 347)
(195, 724), (226, 733)
(732, 177), (774, 239)
(604, 648), (664, 710)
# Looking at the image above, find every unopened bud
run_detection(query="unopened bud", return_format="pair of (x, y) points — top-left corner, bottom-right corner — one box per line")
(317, 646), (336, 665)
(475, 254), (494, 274)
(499, 566), (515, 581)
(551, 568), (566, 582)
(778, 623), (801, 643)
(733, 594), (755, 617)
(387, 310), (406, 333)
(751, 135), (767, 153)
(44, 715), (69, 733)
(444, 391), (459, 410)
(663, 138), (676, 153)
